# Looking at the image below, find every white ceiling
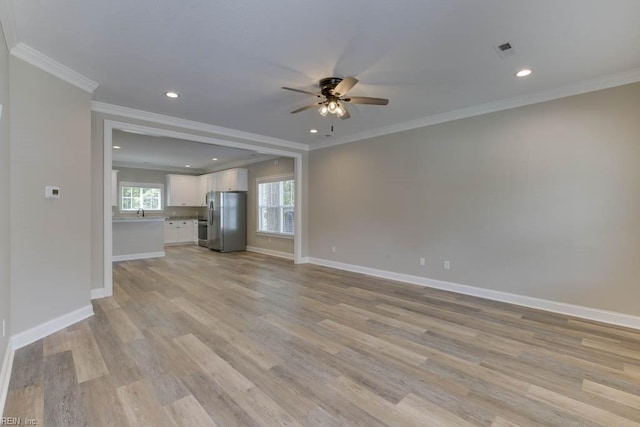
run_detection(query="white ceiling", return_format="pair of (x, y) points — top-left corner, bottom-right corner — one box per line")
(111, 130), (265, 173)
(6, 0), (640, 147)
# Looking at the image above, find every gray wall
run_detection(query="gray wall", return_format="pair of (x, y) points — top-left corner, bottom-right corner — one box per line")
(309, 82), (640, 316)
(113, 221), (165, 256)
(0, 24), (11, 365)
(10, 58), (92, 334)
(246, 157), (295, 255)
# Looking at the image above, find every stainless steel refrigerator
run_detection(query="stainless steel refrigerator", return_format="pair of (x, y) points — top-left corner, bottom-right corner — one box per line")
(206, 191), (247, 252)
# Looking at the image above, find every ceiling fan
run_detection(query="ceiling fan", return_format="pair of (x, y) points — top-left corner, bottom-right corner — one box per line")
(282, 76), (389, 120)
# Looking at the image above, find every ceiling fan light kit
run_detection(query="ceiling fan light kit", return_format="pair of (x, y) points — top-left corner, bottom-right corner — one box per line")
(282, 76), (389, 121)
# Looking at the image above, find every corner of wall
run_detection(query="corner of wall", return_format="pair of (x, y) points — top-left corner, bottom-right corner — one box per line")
(0, 337), (15, 416)
(0, 16), (13, 417)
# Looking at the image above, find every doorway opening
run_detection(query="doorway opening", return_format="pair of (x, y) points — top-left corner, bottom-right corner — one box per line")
(101, 119), (304, 297)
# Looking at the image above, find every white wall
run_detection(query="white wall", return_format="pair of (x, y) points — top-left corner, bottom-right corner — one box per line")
(0, 23), (11, 366)
(10, 57), (92, 334)
(309, 82), (640, 316)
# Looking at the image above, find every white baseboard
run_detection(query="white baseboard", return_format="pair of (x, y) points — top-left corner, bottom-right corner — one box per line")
(0, 337), (15, 418)
(308, 257), (640, 330)
(11, 305), (94, 350)
(91, 288), (106, 300)
(246, 246), (294, 260)
(296, 256), (310, 264)
(112, 251), (165, 262)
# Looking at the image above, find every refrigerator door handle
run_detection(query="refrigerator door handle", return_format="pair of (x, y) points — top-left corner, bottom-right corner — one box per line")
(219, 194), (224, 251)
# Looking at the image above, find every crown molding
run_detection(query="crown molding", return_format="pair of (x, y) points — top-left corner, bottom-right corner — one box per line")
(0, 3), (98, 93)
(0, 0), (18, 50)
(92, 101), (309, 152)
(311, 67), (640, 151)
(11, 43), (98, 93)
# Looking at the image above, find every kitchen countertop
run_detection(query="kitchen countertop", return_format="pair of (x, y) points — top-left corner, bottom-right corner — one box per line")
(112, 217), (166, 223)
(165, 216), (203, 221)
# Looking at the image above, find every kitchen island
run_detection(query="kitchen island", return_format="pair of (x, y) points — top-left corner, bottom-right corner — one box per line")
(112, 217), (165, 261)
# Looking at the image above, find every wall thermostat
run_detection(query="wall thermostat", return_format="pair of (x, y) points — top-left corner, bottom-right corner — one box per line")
(45, 186), (60, 199)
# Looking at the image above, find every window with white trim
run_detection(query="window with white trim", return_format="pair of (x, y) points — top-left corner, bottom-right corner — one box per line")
(120, 182), (164, 212)
(257, 176), (294, 236)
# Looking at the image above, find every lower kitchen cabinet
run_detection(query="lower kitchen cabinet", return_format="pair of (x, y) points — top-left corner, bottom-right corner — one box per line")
(164, 219), (195, 244)
(191, 219), (198, 242)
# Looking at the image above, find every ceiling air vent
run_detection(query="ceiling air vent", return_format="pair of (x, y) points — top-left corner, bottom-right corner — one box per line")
(494, 42), (516, 59)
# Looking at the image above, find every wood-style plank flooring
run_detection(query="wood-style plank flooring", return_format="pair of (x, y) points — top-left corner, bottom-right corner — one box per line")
(4, 245), (640, 426)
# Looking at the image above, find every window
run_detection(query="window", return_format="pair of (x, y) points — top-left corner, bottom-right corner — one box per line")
(257, 176), (294, 236)
(120, 182), (163, 211)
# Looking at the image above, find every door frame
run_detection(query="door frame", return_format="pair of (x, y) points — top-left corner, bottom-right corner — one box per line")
(102, 119), (304, 297)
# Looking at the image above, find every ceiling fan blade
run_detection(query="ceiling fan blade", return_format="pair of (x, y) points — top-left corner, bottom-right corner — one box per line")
(290, 103), (320, 114)
(339, 106), (351, 120)
(343, 96), (389, 105)
(282, 87), (320, 96)
(332, 76), (358, 96)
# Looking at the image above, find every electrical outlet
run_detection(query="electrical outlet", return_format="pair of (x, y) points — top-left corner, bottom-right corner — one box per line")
(444, 260), (450, 270)
(419, 257), (426, 266)
(331, 246), (336, 253)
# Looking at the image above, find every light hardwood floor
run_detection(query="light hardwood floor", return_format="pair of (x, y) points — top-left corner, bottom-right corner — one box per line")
(4, 245), (640, 426)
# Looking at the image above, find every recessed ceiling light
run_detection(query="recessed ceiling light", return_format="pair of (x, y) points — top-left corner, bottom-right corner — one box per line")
(310, 129), (318, 134)
(212, 158), (218, 161)
(166, 91), (179, 98)
(515, 68), (532, 78)
(185, 165), (191, 168)
(112, 145), (121, 149)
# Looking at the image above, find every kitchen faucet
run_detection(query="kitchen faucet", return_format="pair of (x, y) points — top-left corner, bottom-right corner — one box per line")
(136, 208), (145, 217)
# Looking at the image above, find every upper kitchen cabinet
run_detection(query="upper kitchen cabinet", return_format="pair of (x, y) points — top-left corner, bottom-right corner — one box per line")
(197, 175), (208, 206)
(166, 174), (199, 206)
(217, 168), (248, 192)
(207, 173), (218, 193)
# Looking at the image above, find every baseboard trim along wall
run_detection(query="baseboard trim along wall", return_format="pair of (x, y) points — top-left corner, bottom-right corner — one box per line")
(0, 338), (15, 417)
(91, 288), (106, 300)
(246, 246), (294, 260)
(11, 304), (94, 351)
(307, 257), (640, 330)
(112, 251), (165, 262)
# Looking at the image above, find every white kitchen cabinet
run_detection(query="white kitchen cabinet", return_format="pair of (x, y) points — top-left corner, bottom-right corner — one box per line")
(197, 173), (217, 203)
(217, 168), (248, 192)
(164, 221), (178, 244)
(164, 219), (195, 244)
(177, 220), (193, 242)
(191, 219), (199, 242)
(196, 168), (246, 199)
(197, 175), (208, 206)
(111, 170), (119, 206)
(206, 173), (218, 193)
(166, 174), (199, 206)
